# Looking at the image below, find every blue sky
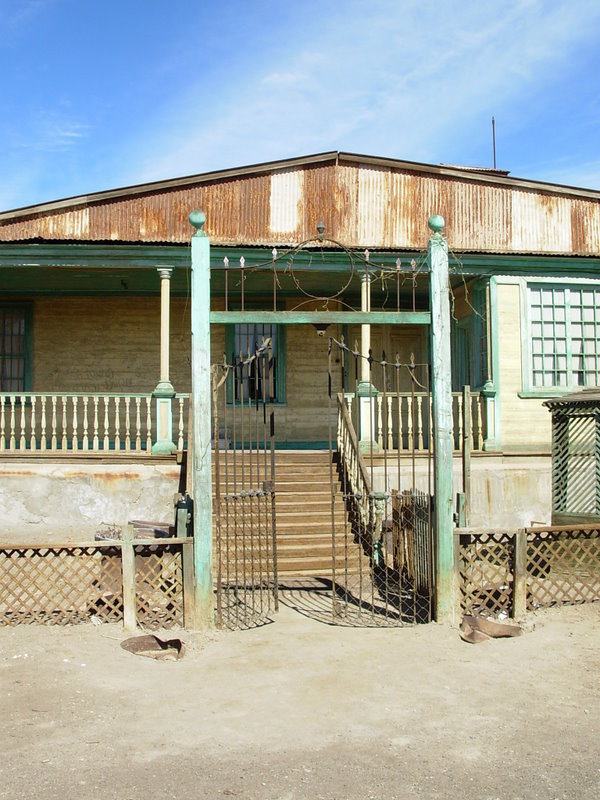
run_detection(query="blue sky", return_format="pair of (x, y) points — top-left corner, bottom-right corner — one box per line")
(1, 0), (599, 211)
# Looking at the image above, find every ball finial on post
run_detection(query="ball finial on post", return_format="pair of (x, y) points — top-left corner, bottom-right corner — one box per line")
(189, 210), (207, 236)
(428, 214), (445, 233)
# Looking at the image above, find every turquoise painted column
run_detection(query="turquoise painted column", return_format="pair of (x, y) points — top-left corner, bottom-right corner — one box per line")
(152, 266), (176, 454)
(189, 210), (214, 628)
(428, 214), (455, 624)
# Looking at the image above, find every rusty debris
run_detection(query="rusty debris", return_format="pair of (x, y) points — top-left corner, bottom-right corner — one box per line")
(120, 634), (185, 661)
(459, 614), (522, 644)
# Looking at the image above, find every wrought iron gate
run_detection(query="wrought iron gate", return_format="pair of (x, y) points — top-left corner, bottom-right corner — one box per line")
(212, 341), (278, 629)
(328, 337), (435, 625)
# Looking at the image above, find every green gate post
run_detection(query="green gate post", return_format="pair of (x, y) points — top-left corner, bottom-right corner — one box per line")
(189, 210), (214, 628)
(428, 214), (455, 624)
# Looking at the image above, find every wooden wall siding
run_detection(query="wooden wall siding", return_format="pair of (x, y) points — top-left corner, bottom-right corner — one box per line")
(2, 156), (600, 256)
(496, 283), (551, 448)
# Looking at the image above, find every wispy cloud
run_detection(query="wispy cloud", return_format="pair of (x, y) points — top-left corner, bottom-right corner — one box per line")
(126, 0), (600, 185)
(7, 112), (89, 152)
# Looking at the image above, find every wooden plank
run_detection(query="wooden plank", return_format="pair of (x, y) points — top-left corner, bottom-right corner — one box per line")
(182, 539), (197, 629)
(513, 529), (527, 618)
(121, 524), (137, 632)
(210, 310), (431, 325)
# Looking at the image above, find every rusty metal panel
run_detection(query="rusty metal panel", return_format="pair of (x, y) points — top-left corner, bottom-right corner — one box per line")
(2, 155), (600, 255)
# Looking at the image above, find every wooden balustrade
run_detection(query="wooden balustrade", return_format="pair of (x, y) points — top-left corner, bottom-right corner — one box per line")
(340, 389), (487, 453)
(0, 393), (190, 454)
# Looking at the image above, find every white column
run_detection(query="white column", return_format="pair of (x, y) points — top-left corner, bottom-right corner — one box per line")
(360, 272), (371, 384)
(358, 270), (379, 450)
(152, 266), (176, 454)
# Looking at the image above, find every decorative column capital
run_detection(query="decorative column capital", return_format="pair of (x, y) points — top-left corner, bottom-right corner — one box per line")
(156, 266), (173, 280)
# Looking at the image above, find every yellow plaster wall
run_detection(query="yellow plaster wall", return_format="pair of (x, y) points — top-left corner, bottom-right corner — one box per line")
(496, 282), (552, 449)
(31, 298), (342, 442)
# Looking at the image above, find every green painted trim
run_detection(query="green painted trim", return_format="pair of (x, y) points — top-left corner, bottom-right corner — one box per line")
(520, 277), (600, 394)
(487, 277), (501, 450)
(225, 323), (287, 405)
(211, 311), (431, 325)
(2, 242), (600, 277)
(517, 390), (573, 399)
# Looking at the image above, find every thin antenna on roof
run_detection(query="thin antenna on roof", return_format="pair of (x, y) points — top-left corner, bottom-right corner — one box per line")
(491, 116), (497, 169)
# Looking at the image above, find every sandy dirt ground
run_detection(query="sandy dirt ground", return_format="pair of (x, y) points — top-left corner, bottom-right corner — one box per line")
(1, 596), (599, 800)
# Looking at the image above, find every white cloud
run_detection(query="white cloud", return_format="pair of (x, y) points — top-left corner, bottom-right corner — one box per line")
(121, 0), (600, 186)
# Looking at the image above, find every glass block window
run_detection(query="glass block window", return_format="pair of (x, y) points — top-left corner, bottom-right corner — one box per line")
(528, 284), (600, 389)
(0, 306), (27, 392)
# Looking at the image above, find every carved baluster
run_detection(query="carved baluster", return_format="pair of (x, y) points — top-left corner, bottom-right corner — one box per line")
(51, 396), (58, 451)
(177, 397), (185, 451)
(61, 396), (68, 450)
(103, 396), (110, 450)
(135, 398), (142, 451)
(71, 397), (78, 451)
(124, 397), (131, 452)
(473, 395), (483, 450)
(146, 397), (152, 452)
(377, 395), (383, 448)
(387, 396), (393, 451)
(455, 393), (463, 452)
(30, 395), (37, 451)
(416, 396), (424, 450)
(93, 396), (100, 451)
(82, 397), (89, 451)
(40, 396), (47, 451)
(19, 394), (27, 450)
(9, 395), (16, 450)
(114, 397), (121, 451)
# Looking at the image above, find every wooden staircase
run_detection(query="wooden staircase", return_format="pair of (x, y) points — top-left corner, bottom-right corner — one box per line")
(213, 450), (370, 578)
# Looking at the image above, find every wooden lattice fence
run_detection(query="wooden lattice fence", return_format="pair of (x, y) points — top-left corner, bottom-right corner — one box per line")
(0, 536), (194, 629)
(456, 524), (600, 617)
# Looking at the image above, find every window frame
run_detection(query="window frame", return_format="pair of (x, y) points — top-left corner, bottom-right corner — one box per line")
(520, 278), (600, 397)
(0, 303), (33, 394)
(224, 322), (287, 405)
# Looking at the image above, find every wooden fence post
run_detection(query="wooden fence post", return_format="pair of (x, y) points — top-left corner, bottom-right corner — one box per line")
(121, 524), (137, 632)
(462, 384), (471, 526)
(182, 539), (196, 629)
(189, 210), (214, 629)
(428, 214), (455, 624)
(513, 529), (527, 618)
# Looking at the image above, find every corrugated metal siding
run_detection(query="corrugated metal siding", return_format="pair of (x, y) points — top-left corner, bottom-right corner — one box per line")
(1, 158), (600, 255)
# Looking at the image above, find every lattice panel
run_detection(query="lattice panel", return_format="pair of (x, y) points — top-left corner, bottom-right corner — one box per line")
(457, 532), (513, 616)
(527, 528), (600, 608)
(134, 545), (184, 629)
(0, 546), (123, 625)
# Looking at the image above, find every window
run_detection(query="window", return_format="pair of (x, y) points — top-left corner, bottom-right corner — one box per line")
(528, 284), (600, 390)
(0, 305), (31, 393)
(225, 323), (286, 403)
(451, 284), (488, 391)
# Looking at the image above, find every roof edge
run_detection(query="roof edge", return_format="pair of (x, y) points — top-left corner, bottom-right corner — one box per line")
(2, 149), (600, 223)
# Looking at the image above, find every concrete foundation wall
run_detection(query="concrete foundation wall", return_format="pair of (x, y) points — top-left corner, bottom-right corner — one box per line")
(1, 452), (552, 545)
(0, 460), (182, 543)
(370, 453), (552, 529)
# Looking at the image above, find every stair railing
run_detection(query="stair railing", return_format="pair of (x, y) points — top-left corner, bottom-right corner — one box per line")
(337, 393), (372, 527)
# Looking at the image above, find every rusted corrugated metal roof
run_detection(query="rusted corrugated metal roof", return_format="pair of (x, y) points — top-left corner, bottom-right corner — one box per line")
(1, 151), (600, 256)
